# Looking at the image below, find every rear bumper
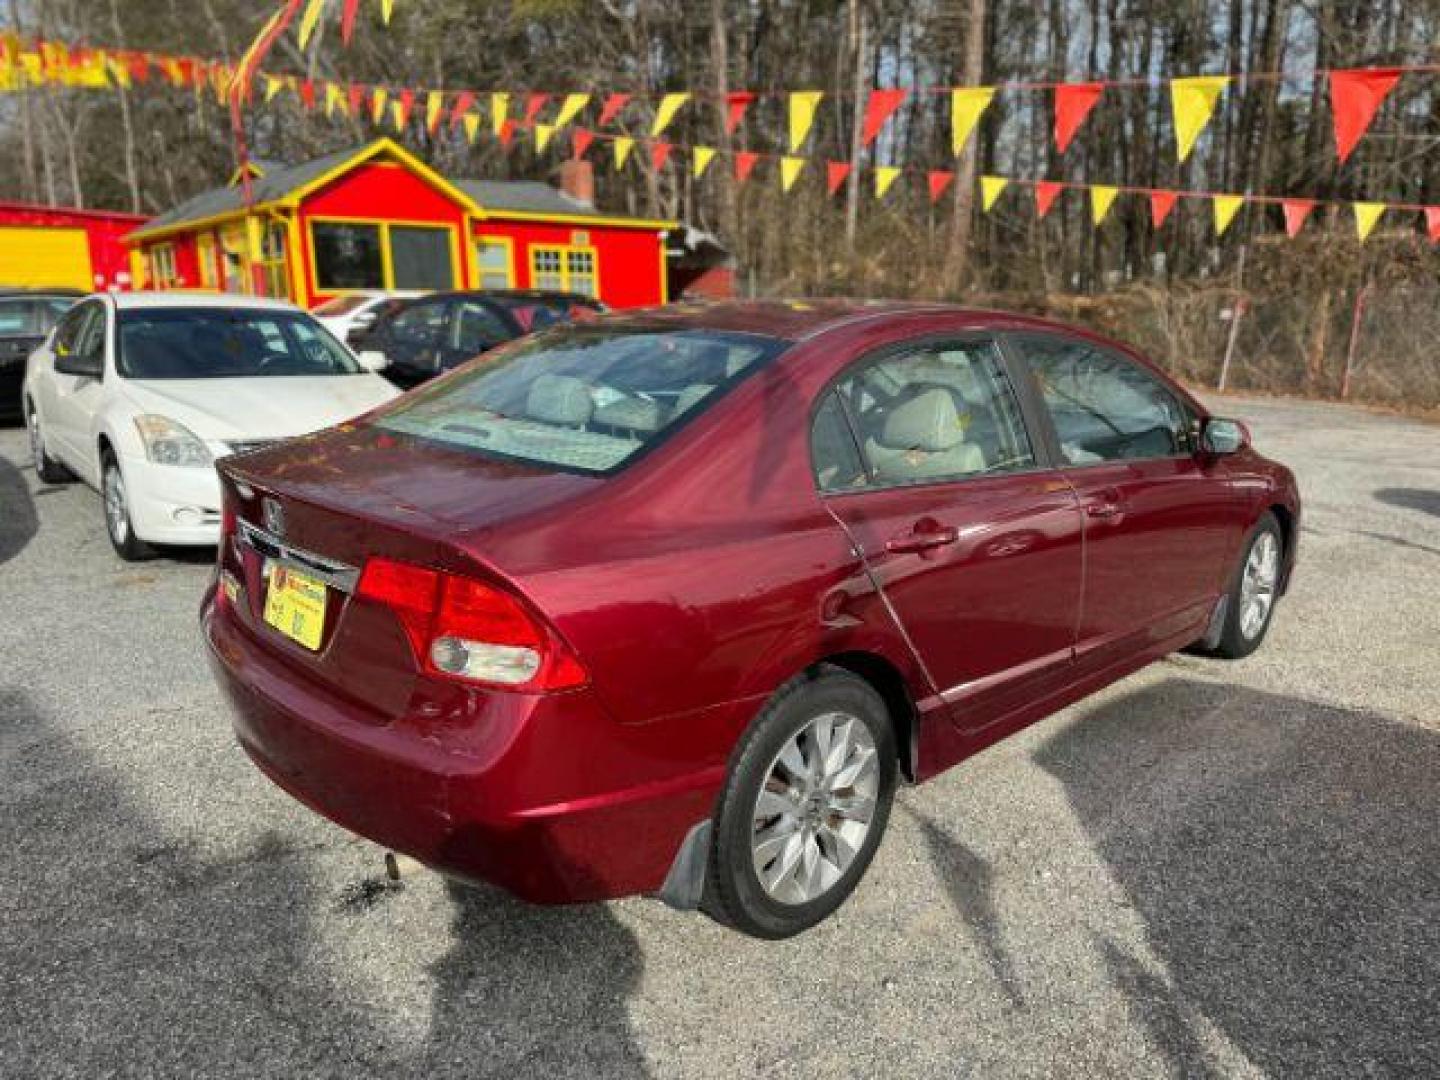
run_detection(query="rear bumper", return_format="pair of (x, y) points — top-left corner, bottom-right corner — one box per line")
(202, 584), (734, 903)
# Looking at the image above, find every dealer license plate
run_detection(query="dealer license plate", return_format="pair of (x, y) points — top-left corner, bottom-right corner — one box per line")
(263, 563), (327, 651)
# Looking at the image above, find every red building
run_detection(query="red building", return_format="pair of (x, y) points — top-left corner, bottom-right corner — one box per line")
(125, 139), (677, 309)
(0, 201), (147, 291)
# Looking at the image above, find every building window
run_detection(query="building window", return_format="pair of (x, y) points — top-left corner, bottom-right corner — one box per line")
(260, 223), (290, 299)
(474, 237), (514, 289)
(312, 222), (384, 290)
(310, 220), (456, 292)
(529, 244), (600, 297)
(196, 235), (217, 289)
(150, 244), (178, 288)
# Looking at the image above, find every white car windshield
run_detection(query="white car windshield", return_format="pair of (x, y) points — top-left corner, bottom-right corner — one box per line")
(373, 325), (786, 474)
(116, 308), (362, 379)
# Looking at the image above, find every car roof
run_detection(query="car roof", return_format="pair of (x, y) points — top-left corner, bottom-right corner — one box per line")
(570, 299), (1092, 343)
(104, 291), (304, 313)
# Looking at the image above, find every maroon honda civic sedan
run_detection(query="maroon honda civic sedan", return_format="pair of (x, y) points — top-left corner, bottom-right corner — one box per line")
(202, 300), (1299, 938)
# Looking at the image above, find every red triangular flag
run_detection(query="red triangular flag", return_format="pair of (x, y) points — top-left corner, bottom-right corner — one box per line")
(396, 89), (415, 128)
(861, 88), (908, 147)
(298, 79), (316, 110)
(523, 93), (550, 127)
(1329, 68), (1402, 164)
(650, 141), (673, 171)
(734, 151), (759, 184)
(598, 93), (630, 127)
(927, 170), (954, 203)
(128, 53), (150, 83)
(1035, 181), (1064, 219)
(1054, 82), (1104, 153)
(449, 91), (477, 127)
(347, 83), (365, 116)
(341, 0), (361, 44)
(498, 119), (516, 149)
(725, 92), (756, 135)
(1149, 190), (1178, 228)
(826, 161), (852, 196)
(572, 129), (594, 159)
(1426, 207), (1440, 244)
(1281, 199), (1316, 238)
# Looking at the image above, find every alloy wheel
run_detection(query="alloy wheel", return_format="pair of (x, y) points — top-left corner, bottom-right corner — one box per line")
(750, 711), (879, 905)
(1239, 531), (1279, 640)
(103, 464), (129, 545)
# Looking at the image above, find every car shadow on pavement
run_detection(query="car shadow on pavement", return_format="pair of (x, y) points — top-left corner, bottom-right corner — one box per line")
(1373, 487), (1440, 518)
(1, 688), (649, 1078)
(1033, 677), (1440, 1077)
(420, 880), (649, 1077)
(0, 449), (37, 566)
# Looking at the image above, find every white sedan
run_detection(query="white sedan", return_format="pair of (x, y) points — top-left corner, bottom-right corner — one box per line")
(311, 290), (423, 343)
(23, 292), (399, 560)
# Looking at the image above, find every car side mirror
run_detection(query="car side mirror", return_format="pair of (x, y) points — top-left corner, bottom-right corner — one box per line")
(356, 350), (389, 373)
(55, 349), (103, 379)
(1202, 417), (1249, 455)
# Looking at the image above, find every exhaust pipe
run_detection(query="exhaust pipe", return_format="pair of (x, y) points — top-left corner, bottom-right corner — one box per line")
(384, 851), (425, 881)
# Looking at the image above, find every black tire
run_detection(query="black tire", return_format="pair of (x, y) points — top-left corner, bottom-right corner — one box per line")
(26, 402), (72, 484)
(100, 451), (155, 562)
(1209, 511), (1283, 660)
(703, 666), (898, 939)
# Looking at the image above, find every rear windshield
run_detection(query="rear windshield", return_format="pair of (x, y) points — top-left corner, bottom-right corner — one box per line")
(117, 308), (362, 379)
(373, 326), (787, 474)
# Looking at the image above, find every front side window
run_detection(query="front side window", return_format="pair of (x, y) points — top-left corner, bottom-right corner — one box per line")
(116, 308), (361, 379)
(53, 301), (99, 355)
(373, 326), (786, 474)
(811, 391), (867, 492)
(389, 299), (452, 345)
(312, 223), (383, 290)
(453, 300), (515, 354)
(825, 339), (1036, 487)
(1016, 335), (1190, 464)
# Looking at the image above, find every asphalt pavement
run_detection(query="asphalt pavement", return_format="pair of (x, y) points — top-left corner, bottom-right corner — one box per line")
(1, 394), (1437, 1078)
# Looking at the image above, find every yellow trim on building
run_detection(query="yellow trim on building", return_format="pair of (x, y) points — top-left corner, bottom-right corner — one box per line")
(528, 242), (601, 297)
(485, 209), (678, 230)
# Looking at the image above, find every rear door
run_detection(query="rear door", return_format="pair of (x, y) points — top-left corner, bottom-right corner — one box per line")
(378, 297), (457, 385)
(1009, 332), (1242, 673)
(816, 335), (1084, 733)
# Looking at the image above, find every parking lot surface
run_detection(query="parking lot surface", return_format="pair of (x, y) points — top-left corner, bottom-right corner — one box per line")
(2, 394), (1437, 1078)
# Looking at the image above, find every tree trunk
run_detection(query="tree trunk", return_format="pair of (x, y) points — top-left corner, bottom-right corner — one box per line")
(843, 0), (869, 255)
(942, 0), (986, 294)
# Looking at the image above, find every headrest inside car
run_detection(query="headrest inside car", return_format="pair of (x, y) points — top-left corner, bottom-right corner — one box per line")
(878, 388), (965, 451)
(526, 373), (594, 426)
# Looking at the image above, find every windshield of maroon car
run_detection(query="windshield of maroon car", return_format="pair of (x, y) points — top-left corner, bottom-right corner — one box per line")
(372, 326), (787, 473)
(116, 308), (362, 379)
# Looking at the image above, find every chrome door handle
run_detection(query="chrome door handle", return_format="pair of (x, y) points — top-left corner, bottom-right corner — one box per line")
(886, 526), (959, 554)
(1086, 501), (1122, 518)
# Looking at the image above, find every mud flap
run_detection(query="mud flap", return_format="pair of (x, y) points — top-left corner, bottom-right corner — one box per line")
(656, 819), (711, 911)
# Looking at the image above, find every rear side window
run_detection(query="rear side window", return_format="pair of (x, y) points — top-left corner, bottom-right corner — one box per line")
(1015, 335), (1191, 464)
(374, 326), (787, 474)
(815, 339), (1036, 489)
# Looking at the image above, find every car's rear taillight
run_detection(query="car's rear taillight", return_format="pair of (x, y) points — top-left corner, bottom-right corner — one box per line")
(355, 557), (587, 691)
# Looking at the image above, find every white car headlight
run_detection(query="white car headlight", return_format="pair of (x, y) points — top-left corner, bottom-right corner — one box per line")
(134, 414), (213, 467)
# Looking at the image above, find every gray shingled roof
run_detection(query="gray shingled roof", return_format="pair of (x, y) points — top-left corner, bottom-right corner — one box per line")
(131, 144), (664, 240)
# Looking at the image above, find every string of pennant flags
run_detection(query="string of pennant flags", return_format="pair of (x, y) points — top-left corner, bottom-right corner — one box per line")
(5, 32), (1439, 242)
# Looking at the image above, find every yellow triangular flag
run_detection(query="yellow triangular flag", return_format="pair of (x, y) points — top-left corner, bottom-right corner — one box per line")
(390, 100), (405, 131)
(554, 92), (589, 128)
(370, 85), (388, 123)
(875, 166), (901, 198)
(324, 81), (345, 117)
(692, 146), (716, 178)
(981, 175), (1009, 211)
(263, 74), (282, 103)
(297, 0), (326, 50)
(491, 92), (509, 137)
(950, 87), (995, 156)
(780, 156), (806, 192)
(380, 0), (394, 24)
(613, 136), (634, 169)
(534, 123), (555, 151)
(108, 57), (131, 89)
(1354, 202), (1385, 241)
(425, 90), (443, 132)
(462, 112), (480, 143)
(1091, 185), (1119, 224)
(1213, 194), (1245, 236)
(1171, 76), (1230, 162)
(788, 91), (823, 151)
(651, 92), (689, 137)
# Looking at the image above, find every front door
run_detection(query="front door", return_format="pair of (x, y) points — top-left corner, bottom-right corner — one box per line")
(815, 336), (1084, 735)
(47, 300), (108, 480)
(1010, 332), (1242, 673)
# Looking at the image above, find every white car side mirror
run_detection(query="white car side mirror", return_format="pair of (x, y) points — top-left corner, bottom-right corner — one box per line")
(356, 350), (390, 373)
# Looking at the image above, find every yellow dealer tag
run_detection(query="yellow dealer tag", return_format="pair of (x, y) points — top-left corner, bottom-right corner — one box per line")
(263, 564), (327, 651)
